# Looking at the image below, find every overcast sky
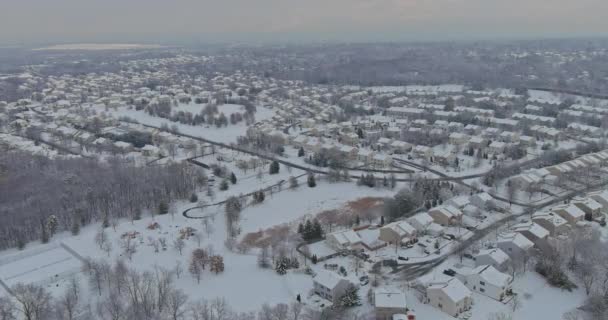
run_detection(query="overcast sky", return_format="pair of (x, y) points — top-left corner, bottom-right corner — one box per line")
(2, 0), (608, 44)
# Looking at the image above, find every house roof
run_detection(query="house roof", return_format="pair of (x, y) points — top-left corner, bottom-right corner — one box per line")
(383, 221), (416, 237)
(374, 288), (407, 309)
(513, 222), (549, 239)
(408, 212), (434, 228)
(428, 278), (471, 303)
(476, 248), (510, 265)
(329, 230), (362, 246)
(314, 270), (347, 290)
(498, 232), (534, 251)
(473, 265), (512, 287)
(553, 204), (585, 220)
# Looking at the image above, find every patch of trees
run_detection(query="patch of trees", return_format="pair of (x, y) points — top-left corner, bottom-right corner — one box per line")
(104, 130), (153, 148)
(383, 188), (423, 222)
(297, 220), (324, 242)
(305, 149), (346, 168)
(0, 151), (206, 250)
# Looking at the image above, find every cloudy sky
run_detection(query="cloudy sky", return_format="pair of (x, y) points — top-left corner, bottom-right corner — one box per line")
(1, 0), (607, 44)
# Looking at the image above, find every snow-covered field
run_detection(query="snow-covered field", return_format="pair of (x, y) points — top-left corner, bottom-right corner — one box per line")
(0, 179), (394, 311)
(102, 103), (275, 144)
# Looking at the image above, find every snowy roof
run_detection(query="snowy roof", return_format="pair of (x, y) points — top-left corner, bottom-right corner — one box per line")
(553, 204), (585, 220)
(408, 212), (434, 228)
(498, 232), (534, 251)
(374, 288), (407, 309)
(473, 265), (512, 287)
(473, 192), (493, 203)
(513, 222), (549, 239)
(428, 278), (471, 303)
(447, 196), (470, 208)
(328, 229), (362, 246)
(313, 270), (348, 290)
(532, 212), (568, 227)
(383, 221), (416, 237)
(573, 197), (603, 211)
(476, 248), (510, 265)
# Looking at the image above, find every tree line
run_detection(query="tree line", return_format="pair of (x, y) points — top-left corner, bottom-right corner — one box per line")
(0, 151), (207, 250)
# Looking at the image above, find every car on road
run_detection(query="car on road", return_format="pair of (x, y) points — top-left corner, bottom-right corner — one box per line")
(443, 269), (456, 276)
(398, 256), (409, 261)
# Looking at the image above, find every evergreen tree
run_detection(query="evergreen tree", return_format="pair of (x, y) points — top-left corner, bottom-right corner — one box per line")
(298, 147), (305, 157)
(312, 220), (323, 239)
(380, 215), (385, 225)
(297, 223), (304, 235)
(311, 254), (318, 264)
(46, 215), (58, 236)
(355, 215), (360, 226)
(303, 220), (314, 241)
(189, 193), (198, 203)
(269, 161), (280, 174)
(307, 173), (316, 188)
(40, 220), (49, 244)
(230, 172), (237, 184)
(219, 179), (229, 191)
(275, 257), (288, 275)
(70, 217), (80, 236)
(338, 284), (361, 308)
(158, 201), (169, 215)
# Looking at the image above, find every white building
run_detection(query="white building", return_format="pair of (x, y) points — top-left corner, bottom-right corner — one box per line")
(426, 278), (472, 317)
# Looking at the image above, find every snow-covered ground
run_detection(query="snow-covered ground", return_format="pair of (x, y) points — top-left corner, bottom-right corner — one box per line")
(100, 103), (275, 144)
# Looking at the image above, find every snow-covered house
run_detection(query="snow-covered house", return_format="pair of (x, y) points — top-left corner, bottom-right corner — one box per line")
(572, 197), (603, 219)
(326, 230), (362, 251)
(497, 233), (534, 261)
(460, 265), (513, 301)
(379, 221), (416, 245)
(426, 278), (472, 317)
(474, 248), (510, 272)
(552, 204), (585, 225)
(446, 196), (470, 210)
(428, 205), (463, 226)
(532, 212), (569, 236)
(374, 288), (408, 320)
(312, 270), (353, 303)
(408, 213), (444, 236)
(470, 192), (494, 209)
(588, 190), (608, 214)
(512, 222), (550, 248)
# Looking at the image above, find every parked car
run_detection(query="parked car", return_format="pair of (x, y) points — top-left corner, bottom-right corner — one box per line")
(398, 256), (409, 261)
(443, 269), (456, 276)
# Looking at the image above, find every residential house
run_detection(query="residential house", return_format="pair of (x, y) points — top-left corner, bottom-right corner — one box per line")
(326, 230), (362, 251)
(588, 190), (608, 214)
(374, 289), (408, 320)
(379, 221), (417, 245)
(313, 270), (353, 303)
(572, 197), (603, 219)
(497, 233), (534, 261)
(428, 205), (463, 226)
(474, 249), (510, 272)
(512, 222), (550, 248)
(532, 212), (569, 236)
(470, 192), (494, 209)
(459, 265), (513, 301)
(426, 278), (472, 317)
(552, 204), (585, 225)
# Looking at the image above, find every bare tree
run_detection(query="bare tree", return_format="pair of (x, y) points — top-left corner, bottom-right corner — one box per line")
(166, 289), (188, 320)
(173, 237), (186, 255)
(0, 296), (16, 320)
(56, 277), (80, 320)
(120, 237), (138, 261)
(12, 283), (52, 320)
